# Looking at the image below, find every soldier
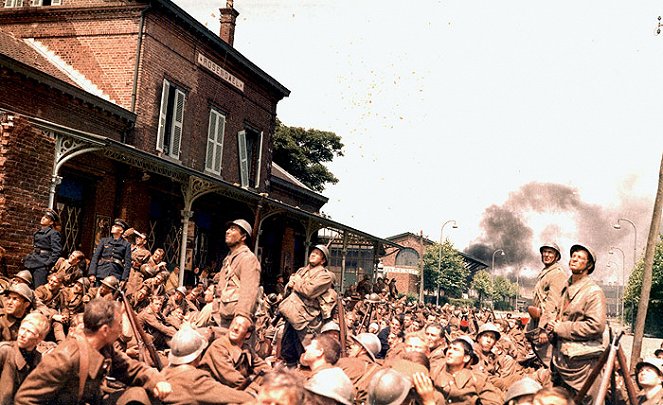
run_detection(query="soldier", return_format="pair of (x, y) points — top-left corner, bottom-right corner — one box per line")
(504, 377), (543, 405)
(254, 369), (306, 405)
(366, 368), (413, 405)
(304, 367), (354, 405)
(336, 333), (383, 404)
(526, 242), (567, 367)
(10, 271), (33, 289)
(23, 209), (62, 288)
(124, 229), (151, 295)
(431, 336), (503, 405)
(635, 358), (663, 405)
(34, 273), (66, 342)
(200, 314), (270, 393)
(299, 334), (342, 379)
(0, 284), (34, 341)
(91, 275), (119, 301)
(88, 218), (132, 283)
(51, 251), (85, 287)
(137, 295), (177, 350)
(0, 312), (49, 404)
(15, 298), (172, 404)
(356, 274), (373, 297)
(214, 219), (260, 329)
(278, 244), (335, 365)
(140, 248), (167, 281)
(424, 323), (447, 371)
(159, 326), (253, 405)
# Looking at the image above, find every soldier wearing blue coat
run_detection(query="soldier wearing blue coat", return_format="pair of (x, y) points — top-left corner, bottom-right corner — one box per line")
(89, 219), (132, 282)
(23, 209), (62, 288)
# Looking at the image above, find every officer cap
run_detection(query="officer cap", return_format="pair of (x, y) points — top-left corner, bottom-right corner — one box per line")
(14, 270), (33, 286)
(477, 323), (501, 342)
(168, 326), (208, 365)
(305, 367), (354, 405)
(113, 218), (129, 231)
(312, 244), (330, 263)
(504, 377), (542, 404)
(225, 219), (252, 240)
(570, 244), (597, 274)
(350, 333), (382, 362)
(367, 368), (412, 405)
(100, 275), (119, 290)
(3, 283), (34, 304)
(43, 208), (60, 223)
(539, 242), (561, 259)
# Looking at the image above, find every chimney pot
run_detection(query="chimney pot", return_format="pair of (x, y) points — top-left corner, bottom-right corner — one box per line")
(219, 1), (239, 46)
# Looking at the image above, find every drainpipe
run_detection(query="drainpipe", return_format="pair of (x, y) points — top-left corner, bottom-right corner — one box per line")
(130, 5), (151, 113)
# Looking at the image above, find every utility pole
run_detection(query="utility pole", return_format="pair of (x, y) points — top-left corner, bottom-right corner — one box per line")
(419, 230), (425, 303)
(630, 153), (663, 370)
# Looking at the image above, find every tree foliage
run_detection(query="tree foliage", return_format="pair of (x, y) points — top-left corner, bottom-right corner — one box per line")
(623, 235), (663, 336)
(272, 119), (344, 192)
(423, 241), (469, 298)
(470, 270), (493, 303)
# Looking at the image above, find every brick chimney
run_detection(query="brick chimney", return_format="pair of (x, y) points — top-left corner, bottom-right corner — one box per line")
(219, 0), (239, 46)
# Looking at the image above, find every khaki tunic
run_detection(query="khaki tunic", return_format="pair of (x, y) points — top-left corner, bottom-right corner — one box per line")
(336, 353), (382, 404)
(551, 276), (606, 397)
(200, 334), (270, 390)
(15, 337), (162, 404)
(0, 313), (22, 342)
(160, 365), (253, 405)
(215, 245), (261, 324)
(0, 342), (41, 405)
(432, 366), (503, 405)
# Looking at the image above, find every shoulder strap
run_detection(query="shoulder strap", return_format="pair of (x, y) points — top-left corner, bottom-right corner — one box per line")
(74, 335), (89, 402)
(356, 362), (380, 387)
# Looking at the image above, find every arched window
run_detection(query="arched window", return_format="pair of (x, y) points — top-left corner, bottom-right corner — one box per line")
(395, 248), (419, 267)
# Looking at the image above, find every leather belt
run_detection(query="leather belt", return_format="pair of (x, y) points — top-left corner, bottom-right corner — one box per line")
(33, 248), (51, 255)
(98, 258), (124, 266)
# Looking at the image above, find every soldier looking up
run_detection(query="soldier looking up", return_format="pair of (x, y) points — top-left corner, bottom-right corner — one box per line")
(88, 218), (132, 283)
(23, 209), (62, 289)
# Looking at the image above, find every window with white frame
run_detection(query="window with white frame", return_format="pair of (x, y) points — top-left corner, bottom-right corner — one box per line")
(156, 79), (186, 160)
(237, 128), (263, 188)
(4, 0), (23, 7)
(205, 108), (225, 175)
(5, 0), (62, 6)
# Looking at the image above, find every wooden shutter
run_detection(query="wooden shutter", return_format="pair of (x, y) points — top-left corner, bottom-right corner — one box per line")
(156, 79), (170, 152)
(254, 131), (263, 188)
(237, 130), (248, 188)
(214, 114), (225, 173)
(205, 111), (217, 172)
(169, 88), (185, 159)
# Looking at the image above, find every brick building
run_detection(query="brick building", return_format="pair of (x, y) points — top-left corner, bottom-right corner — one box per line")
(381, 232), (488, 298)
(0, 0), (397, 290)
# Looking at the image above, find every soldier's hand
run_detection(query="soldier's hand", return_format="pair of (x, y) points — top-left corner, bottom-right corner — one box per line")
(153, 381), (172, 400)
(538, 332), (549, 344)
(412, 372), (435, 405)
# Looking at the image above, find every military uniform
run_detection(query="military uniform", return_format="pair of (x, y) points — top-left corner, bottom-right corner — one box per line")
(0, 313), (23, 341)
(431, 366), (503, 405)
(137, 305), (177, 350)
(160, 365), (253, 405)
(0, 341), (41, 405)
(336, 353), (382, 405)
(23, 226), (62, 288)
(15, 336), (163, 404)
(52, 258), (82, 287)
(214, 244), (261, 327)
(200, 334), (269, 391)
(125, 245), (151, 295)
(551, 276), (606, 400)
(89, 236), (132, 281)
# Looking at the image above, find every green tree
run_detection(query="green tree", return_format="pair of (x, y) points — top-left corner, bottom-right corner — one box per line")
(493, 276), (518, 310)
(470, 270), (493, 305)
(272, 119), (344, 192)
(423, 241), (469, 299)
(623, 235), (663, 336)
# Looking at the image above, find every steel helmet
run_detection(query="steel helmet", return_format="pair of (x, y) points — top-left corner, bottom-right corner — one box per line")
(312, 244), (330, 263)
(320, 321), (341, 334)
(570, 244), (597, 274)
(168, 326), (208, 365)
(4, 283), (34, 304)
(100, 275), (119, 290)
(76, 277), (91, 290)
(367, 368), (412, 405)
(539, 242), (561, 261)
(351, 333), (382, 362)
(477, 322), (501, 342)
(451, 335), (479, 366)
(14, 270), (33, 286)
(305, 367), (354, 405)
(504, 377), (542, 404)
(226, 219), (252, 239)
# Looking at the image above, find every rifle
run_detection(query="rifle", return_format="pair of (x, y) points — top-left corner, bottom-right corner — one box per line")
(117, 289), (163, 370)
(337, 295), (347, 357)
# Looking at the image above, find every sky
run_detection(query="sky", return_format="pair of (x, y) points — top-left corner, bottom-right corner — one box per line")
(176, 0), (663, 283)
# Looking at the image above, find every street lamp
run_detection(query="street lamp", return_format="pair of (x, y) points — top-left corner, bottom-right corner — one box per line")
(491, 249), (505, 274)
(609, 246), (626, 322)
(432, 220), (458, 304)
(613, 218), (637, 332)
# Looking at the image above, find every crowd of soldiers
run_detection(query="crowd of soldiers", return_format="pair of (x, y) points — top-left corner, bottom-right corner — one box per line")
(0, 209), (662, 404)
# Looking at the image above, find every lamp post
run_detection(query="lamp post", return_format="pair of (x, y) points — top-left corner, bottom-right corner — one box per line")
(609, 246), (626, 322)
(491, 249), (505, 274)
(434, 220), (457, 305)
(613, 218), (637, 332)
(606, 261), (618, 317)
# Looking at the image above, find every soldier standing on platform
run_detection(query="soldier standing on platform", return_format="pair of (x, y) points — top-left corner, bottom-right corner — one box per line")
(214, 219), (260, 329)
(88, 219), (132, 284)
(23, 209), (62, 289)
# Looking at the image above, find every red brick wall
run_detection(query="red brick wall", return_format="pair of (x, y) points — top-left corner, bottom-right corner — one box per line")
(0, 114), (55, 275)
